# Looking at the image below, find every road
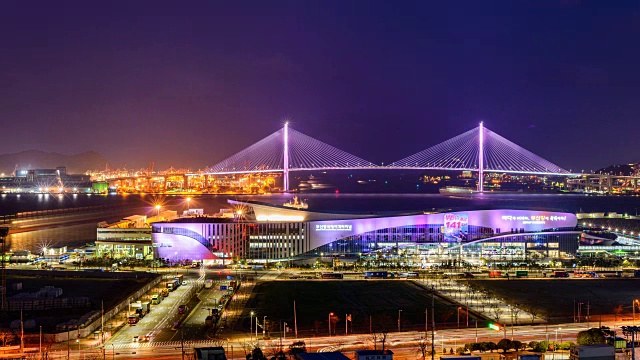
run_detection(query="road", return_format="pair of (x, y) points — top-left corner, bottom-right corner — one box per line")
(50, 317), (632, 360)
(107, 272), (202, 346)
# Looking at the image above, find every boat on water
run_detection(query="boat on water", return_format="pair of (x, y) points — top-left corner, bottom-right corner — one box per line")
(283, 196), (308, 209)
(438, 186), (478, 194)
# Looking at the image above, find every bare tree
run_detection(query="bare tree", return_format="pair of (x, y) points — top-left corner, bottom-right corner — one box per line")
(313, 320), (323, 336)
(525, 305), (539, 324)
(241, 341), (258, 359)
(0, 329), (16, 347)
(416, 337), (432, 360)
(613, 304), (624, 321)
(490, 304), (504, 322)
(265, 339), (285, 359)
(513, 309), (521, 325)
(441, 308), (455, 325)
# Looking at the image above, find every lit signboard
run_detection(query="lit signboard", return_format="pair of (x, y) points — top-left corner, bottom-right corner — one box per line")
(256, 215), (304, 222)
(501, 214), (568, 225)
(315, 224), (353, 231)
(443, 213), (468, 242)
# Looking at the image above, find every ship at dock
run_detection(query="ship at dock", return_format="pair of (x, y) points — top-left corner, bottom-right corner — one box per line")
(283, 196), (308, 209)
(438, 186), (478, 194)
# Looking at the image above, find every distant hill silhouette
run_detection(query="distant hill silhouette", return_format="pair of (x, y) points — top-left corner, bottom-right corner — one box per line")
(594, 163), (637, 176)
(0, 150), (109, 175)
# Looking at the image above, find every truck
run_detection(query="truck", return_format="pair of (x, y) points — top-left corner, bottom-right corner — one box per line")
(152, 294), (162, 305)
(569, 344), (614, 360)
(551, 270), (569, 278)
(364, 271), (388, 278)
(174, 274), (184, 286)
(132, 301), (151, 318)
(128, 314), (140, 325)
(161, 288), (169, 297)
(167, 279), (179, 291)
(205, 279), (213, 289)
(515, 270), (528, 278)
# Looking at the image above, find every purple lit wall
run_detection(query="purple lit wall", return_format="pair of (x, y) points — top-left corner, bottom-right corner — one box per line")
(307, 209), (577, 251)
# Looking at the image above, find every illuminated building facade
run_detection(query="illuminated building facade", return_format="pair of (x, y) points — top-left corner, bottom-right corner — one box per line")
(151, 200), (581, 263)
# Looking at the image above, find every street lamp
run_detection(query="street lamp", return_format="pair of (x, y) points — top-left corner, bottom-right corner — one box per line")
(263, 316), (267, 337)
(634, 299), (640, 326)
(250, 311), (255, 341)
(328, 312), (334, 337)
(622, 326), (640, 360)
(186, 197), (191, 211)
(398, 309), (402, 332)
(155, 204), (161, 217)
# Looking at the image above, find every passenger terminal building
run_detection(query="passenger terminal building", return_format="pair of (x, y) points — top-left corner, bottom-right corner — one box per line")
(151, 200), (584, 264)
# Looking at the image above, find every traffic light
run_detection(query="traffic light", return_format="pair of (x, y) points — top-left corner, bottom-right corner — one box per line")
(488, 323), (501, 331)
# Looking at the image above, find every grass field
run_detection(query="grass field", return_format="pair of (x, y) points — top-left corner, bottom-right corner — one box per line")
(471, 278), (640, 322)
(244, 280), (477, 336)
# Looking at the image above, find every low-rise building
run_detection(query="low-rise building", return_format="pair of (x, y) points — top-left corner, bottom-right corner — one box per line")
(194, 346), (226, 360)
(295, 352), (351, 360)
(355, 350), (394, 360)
(96, 215), (157, 259)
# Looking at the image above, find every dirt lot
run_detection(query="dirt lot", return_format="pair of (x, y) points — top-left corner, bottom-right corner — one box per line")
(470, 278), (640, 322)
(245, 280), (475, 337)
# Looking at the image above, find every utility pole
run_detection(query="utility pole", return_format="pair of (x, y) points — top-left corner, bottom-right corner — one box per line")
(0, 227), (8, 319)
(20, 309), (24, 354)
(431, 286), (435, 360)
(622, 326), (640, 360)
(425, 308), (428, 335)
(101, 300), (105, 343)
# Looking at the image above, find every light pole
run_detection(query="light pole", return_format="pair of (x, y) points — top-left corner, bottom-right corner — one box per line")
(622, 326), (640, 360)
(155, 204), (161, 217)
(457, 306), (461, 328)
(250, 311), (255, 341)
(186, 197), (191, 211)
(263, 316), (267, 337)
(398, 310), (402, 332)
(510, 306), (514, 340)
(425, 308), (428, 335)
(328, 312), (334, 337)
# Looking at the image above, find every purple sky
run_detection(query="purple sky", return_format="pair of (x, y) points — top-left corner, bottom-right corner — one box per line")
(1, 1), (639, 172)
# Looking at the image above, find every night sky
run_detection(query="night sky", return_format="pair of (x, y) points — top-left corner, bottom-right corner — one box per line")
(2, 1), (639, 172)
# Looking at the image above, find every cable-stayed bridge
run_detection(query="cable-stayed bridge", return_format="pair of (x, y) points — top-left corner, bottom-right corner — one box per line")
(203, 122), (570, 191)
